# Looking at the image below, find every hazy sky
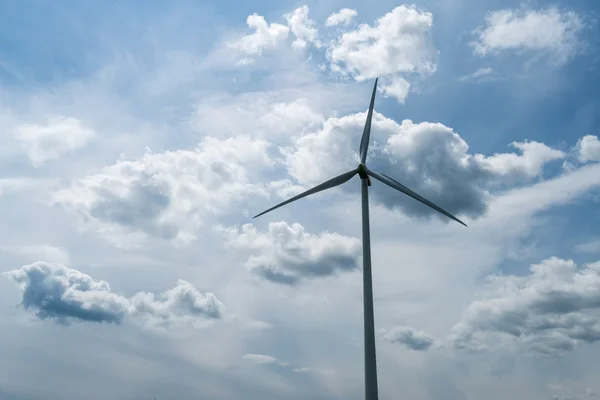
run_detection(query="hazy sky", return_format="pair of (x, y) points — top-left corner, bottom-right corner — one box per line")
(1, 0), (600, 399)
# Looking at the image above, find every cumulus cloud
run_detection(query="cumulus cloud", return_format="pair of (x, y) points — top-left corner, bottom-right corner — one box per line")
(283, 6), (321, 49)
(218, 221), (361, 285)
(450, 257), (600, 355)
(3, 262), (223, 326)
(325, 8), (357, 27)
(472, 6), (584, 65)
(282, 112), (565, 220)
(53, 136), (273, 248)
(228, 13), (289, 58)
(382, 326), (435, 351)
(326, 5), (438, 102)
(576, 135), (600, 163)
(13, 116), (94, 167)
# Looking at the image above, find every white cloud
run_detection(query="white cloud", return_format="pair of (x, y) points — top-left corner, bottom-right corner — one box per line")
(326, 5), (438, 103)
(53, 136), (273, 248)
(450, 257), (600, 355)
(3, 262), (224, 326)
(243, 353), (289, 366)
(458, 67), (495, 82)
(382, 325), (435, 351)
(325, 8), (357, 27)
(14, 116), (94, 167)
(217, 221), (361, 285)
(242, 353), (333, 376)
(577, 135), (600, 163)
(282, 113), (565, 219)
(283, 6), (321, 49)
(228, 13), (289, 56)
(472, 6), (584, 64)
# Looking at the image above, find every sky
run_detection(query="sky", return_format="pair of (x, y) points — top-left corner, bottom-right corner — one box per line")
(1, 0), (600, 399)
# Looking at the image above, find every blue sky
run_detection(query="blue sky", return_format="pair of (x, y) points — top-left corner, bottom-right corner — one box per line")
(1, 0), (600, 399)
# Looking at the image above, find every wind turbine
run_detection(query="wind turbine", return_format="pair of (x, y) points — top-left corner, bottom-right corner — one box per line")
(253, 78), (467, 400)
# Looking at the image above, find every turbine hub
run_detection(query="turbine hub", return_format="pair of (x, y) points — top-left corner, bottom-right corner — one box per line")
(357, 163), (368, 179)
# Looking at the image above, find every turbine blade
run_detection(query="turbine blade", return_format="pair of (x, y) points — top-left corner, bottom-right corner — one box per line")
(366, 168), (467, 227)
(359, 78), (378, 164)
(253, 169), (358, 219)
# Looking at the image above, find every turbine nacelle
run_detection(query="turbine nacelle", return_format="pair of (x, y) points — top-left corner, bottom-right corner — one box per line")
(357, 163), (371, 186)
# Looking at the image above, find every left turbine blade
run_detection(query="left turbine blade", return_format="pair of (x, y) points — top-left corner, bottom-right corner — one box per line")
(366, 168), (467, 227)
(253, 169), (358, 219)
(359, 78), (378, 164)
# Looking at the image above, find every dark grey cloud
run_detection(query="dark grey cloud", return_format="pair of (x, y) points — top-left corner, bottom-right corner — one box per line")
(3, 261), (223, 326)
(218, 221), (361, 285)
(450, 257), (600, 355)
(382, 325), (435, 351)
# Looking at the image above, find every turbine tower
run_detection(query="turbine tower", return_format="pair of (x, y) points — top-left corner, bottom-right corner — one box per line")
(253, 78), (466, 400)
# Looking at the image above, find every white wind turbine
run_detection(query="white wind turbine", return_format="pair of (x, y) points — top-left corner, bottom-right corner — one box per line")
(253, 78), (467, 400)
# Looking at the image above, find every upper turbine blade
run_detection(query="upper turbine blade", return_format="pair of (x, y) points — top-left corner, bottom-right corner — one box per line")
(366, 168), (467, 227)
(253, 169), (358, 219)
(359, 78), (378, 164)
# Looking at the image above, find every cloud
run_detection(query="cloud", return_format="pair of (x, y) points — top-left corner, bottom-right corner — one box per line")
(282, 113), (565, 220)
(242, 354), (333, 375)
(53, 136), (273, 248)
(227, 5), (440, 103)
(326, 5), (438, 103)
(576, 135), (600, 163)
(450, 257), (600, 355)
(382, 326), (435, 351)
(325, 8), (357, 27)
(3, 262), (224, 326)
(192, 95), (325, 142)
(472, 6), (584, 65)
(243, 353), (289, 366)
(228, 13), (290, 57)
(13, 116), (95, 167)
(218, 221), (361, 285)
(283, 6), (321, 49)
(457, 67), (496, 82)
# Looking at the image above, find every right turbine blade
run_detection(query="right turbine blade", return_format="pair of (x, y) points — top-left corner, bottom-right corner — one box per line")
(366, 168), (467, 227)
(359, 78), (378, 164)
(253, 169), (359, 219)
